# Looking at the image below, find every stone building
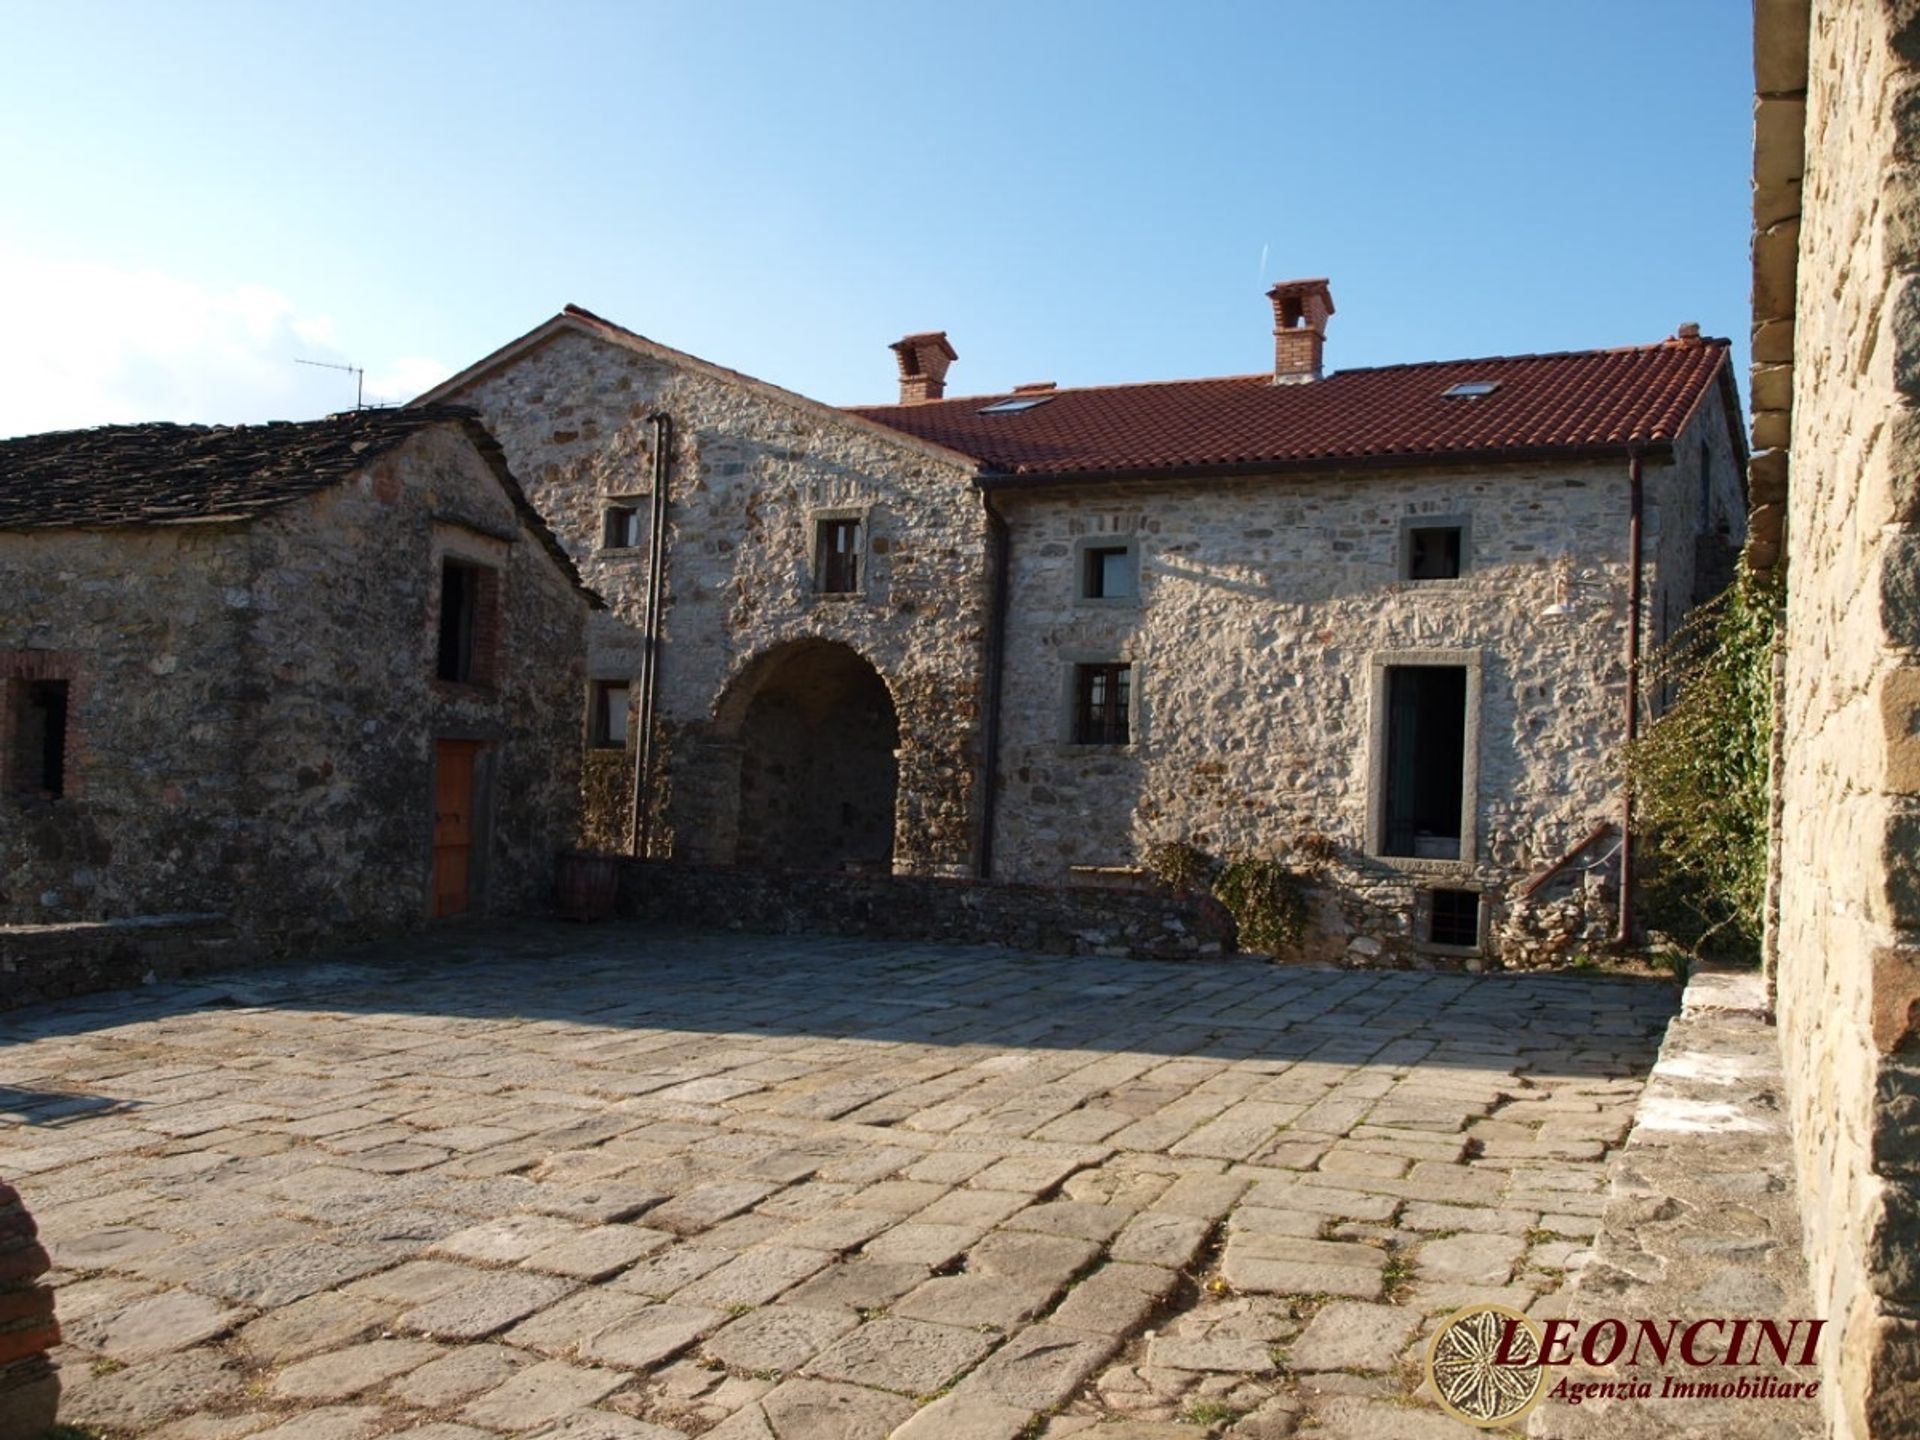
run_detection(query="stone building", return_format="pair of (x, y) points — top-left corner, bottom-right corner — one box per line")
(1749, 1), (1920, 1432)
(0, 406), (594, 962)
(424, 289), (1743, 966)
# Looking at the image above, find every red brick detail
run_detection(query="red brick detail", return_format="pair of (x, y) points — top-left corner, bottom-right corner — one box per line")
(0, 1183), (59, 1367)
(0, 1243), (50, 1286)
(0, 1321), (61, 1367)
(890, 332), (959, 405)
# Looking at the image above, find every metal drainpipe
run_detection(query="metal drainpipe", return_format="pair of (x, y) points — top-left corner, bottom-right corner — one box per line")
(631, 413), (672, 859)
(1616, 447), (1644, 946)
(976, 489), (1011, 880)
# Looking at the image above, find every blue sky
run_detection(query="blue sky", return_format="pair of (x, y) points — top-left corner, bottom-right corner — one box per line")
(0, 1), (1753, 436)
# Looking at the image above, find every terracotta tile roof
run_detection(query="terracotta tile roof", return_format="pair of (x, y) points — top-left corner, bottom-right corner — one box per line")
(0, 406), (601, 604)
(846, 339), (1732, 480)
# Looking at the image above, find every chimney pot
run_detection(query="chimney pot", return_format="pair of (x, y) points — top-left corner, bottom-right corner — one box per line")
(890, 331), (959, 404)
(1266, 278), (1334, 383)
(1676, 321), (1703, 342)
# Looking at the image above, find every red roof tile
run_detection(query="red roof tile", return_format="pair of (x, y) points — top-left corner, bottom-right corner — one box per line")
(845, 340), (1731, 479)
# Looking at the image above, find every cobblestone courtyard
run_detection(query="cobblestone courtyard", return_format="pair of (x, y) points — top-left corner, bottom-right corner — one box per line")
(2, 926), (1679, 1440)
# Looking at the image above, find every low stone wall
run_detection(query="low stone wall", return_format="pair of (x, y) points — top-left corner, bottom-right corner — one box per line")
(619, 861), (1236, 961)
(0, 1180), (58, 1439)
(1530, 966), (1819, 1438)
(0, 914), (241, 1010)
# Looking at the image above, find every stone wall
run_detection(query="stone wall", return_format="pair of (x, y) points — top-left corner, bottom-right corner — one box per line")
(1766, 2), (1920, 1432)
(0, 526), (257, 923)
(1, 915), (238, 1009)
(989, 400), (1740, 966)
(619, 860), (1236, 961)
(0, 423), (588, 970)
(438, 325), (990, 877)
(239, 426), (587, 939)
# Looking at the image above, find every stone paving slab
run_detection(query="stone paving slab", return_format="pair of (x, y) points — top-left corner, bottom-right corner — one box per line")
(1, 922), (1679, 1438)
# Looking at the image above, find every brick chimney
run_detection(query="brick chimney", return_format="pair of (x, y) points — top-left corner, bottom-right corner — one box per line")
(1267, 279), (1335, 383)
(890, 332), (959, 404)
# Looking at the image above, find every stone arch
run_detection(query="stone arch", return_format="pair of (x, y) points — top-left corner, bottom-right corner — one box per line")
(715, 638), (901, 872)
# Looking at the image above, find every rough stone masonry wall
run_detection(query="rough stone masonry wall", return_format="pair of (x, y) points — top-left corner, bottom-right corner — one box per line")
(239, 427), (586, 940)
(991, 407), (1736, 967)
(1772, 3), (1920, 1433)
(445, 329), (990, 875)
(618, 860), (1236, 961)
(0, 526), (256, 925)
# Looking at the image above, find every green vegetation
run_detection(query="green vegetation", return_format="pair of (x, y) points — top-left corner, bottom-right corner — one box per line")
(1628, 569), (1783, 962)
(1179, 1398), (1246, 1425)
(1144, 841), (1310, 958)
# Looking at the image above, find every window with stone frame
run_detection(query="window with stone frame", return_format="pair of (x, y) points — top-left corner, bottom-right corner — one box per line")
(1404, 525), (1464, 580)
(1072, 662), (1133, 745)
(436, 558), (502, 687)
(815, 516), (863, 594)
(1080, 542), (1138, 601)
(589, 679), (631, 749)
(1381, 664), (1467, 858)
(1427, 888), (1481, 947)
(602, 503), (643, 551)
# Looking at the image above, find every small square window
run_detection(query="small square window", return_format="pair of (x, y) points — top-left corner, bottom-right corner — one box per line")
(1406, 526), (1463, 581)
(816, 517), (863, 594)
(1429, 888), (1481, 947)
(603, 505), (642, 550)
(437, 559), (499, 686)
(10, 679), (69, 800)
(589, 680), (630, 749)
(1073, 662), (1132, 745)
(1082, 545), (1137, 600)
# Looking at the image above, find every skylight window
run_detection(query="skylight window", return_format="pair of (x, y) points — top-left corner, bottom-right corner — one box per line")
(978, 395), (1055, 415)
(1443, 381), (1501, 399)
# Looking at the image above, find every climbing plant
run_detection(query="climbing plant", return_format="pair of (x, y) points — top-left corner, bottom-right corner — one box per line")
(1627, 568), (1782, 960)
(1144, 840), (1309, 958)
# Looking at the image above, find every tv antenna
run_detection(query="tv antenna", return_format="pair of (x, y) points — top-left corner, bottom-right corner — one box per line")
(295, 358), (365, 409)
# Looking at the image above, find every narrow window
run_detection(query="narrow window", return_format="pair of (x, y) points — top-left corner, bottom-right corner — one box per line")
(437, 560), (498, 685)
(1697, 440), (1713, 531)
(1429, 888), (1481, 947)
(590, 680), (630, 749)
(603, 505), (642, 550)
(816, 517), (862, 594)
(1406, 526), (1463, 580)
(11, 679), (68, 800)
(1382, 665), (1467, 858)
(1082, 544), (1137, 600)
(1073, 662), (1132, 745)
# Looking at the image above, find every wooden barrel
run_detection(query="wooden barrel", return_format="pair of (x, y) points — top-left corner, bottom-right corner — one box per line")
(555, 851), (621, 922)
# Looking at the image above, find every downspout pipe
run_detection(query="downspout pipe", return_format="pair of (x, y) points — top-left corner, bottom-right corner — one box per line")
(1616, 446), (1644, 946)
(976, 489), (1011, 880)
(631, 413), (672, 858)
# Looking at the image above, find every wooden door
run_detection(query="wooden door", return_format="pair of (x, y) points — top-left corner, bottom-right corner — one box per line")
(432, 740), (481, 918)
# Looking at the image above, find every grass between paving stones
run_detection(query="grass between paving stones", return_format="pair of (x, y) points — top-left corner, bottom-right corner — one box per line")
(1179, 1397), (1246, 1425)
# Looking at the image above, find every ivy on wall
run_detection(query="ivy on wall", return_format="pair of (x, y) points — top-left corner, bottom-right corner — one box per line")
(1144, 841), (1309, 958)
(1628, 568), (1782, 960)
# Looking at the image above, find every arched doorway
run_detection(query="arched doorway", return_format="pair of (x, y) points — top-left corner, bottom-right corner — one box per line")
(721, 640), (900, 872)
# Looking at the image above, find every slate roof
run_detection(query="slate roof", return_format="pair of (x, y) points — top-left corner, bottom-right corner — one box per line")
(846, 338), (1734, 481)
(0, 406), (601, 604)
